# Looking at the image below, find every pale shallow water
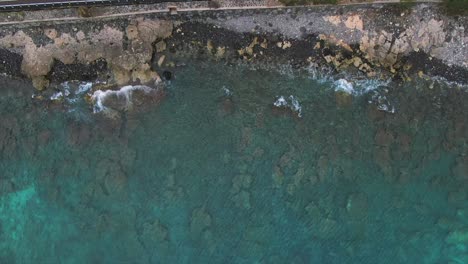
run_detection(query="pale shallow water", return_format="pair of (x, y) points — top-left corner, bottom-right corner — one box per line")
(0, 60), (467, 263)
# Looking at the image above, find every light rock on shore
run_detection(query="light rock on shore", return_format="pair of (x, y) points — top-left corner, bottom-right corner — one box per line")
(0, 19), (173, 90)
(0, 3), (467, 90)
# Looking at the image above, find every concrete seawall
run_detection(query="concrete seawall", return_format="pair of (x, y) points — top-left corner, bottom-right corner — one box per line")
(0, 2), (466, 90)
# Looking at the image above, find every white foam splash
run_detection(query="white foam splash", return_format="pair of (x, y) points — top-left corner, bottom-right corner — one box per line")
(222, 86), (233, 96)
(430, 76), (468, 91)
(273, 95), (302, 117)
(369, 89), (396, 114)
(334, 79), (355, 94)
(289, 95), (302, 117)
(50, 91), (63, 101)
(305, 63), (334, 83)
(91, 85), (153, 113)
(356, 78), (391, 93)
(333, 78), (392, 96)
(62, 82), (71, 97)
(77, 82), (93, 94)
(273, 96), (288, 107)
(377, 100), (396, 113)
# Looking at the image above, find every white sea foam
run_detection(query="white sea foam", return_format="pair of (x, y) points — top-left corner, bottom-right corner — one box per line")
(356, 78), (391, 93)
(368, 89), (396, 114)
(91, 85), (153, 113)
(273, 95), (302, 117)
(273, 96), (288, 107)
(48, 81), (94, 103)
(334, 79), (355, 94)
(333, 78), (392, 96)
(240, 61), (389, 97)
(222, 86), (233, 96)
(375, 95), (396, 114)
(77, 82), (93, 94)
(305, 64), (333, 83)
(62, 82), (71, 97)
(430, 76), (468, 90)
(289, 95), (302, 117)
(50, 91), (63, 101)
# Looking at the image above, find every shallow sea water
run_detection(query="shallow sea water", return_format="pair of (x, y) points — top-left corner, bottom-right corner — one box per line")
(0, 60), (467, 263)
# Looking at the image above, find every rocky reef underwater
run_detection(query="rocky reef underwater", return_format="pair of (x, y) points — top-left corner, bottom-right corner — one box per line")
(0, 2), (467, 264)
(0, 58), (467, 263)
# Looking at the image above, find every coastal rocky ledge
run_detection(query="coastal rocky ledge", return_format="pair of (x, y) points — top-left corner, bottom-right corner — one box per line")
(0, 3), (466, 91)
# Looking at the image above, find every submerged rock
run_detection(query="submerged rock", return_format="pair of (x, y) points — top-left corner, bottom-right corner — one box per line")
(305, 202), (339, 239)
(66, 123), (91, 147)
(335, 90), (353, 107)
(0, 116), (19, 156)
(95, 159), (128, 197)
(0, 178), (14, 196)
(397, 133), (412, 153)
(231, 174), (252, 194)
(374, 147), (392, 174)
(141, 219), (168, 245)
(317, 155), (329, 181)
(232, 190), (251, 210)
(219, 98), (235, 116)
(272, 166), (284, 187)
(37, 130), (51, 146)
(346, 193), (368, 220)
(446, 228), (468, 244)
(374, 128), (394, 147)
(452, 156), (468, 180)
(190, 207), (212, 238)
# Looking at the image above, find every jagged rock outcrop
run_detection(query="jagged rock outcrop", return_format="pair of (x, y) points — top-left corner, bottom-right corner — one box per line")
(0, 19), (173, 90)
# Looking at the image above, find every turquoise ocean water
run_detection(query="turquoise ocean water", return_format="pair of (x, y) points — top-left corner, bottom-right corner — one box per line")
(0, 60), (467, 263)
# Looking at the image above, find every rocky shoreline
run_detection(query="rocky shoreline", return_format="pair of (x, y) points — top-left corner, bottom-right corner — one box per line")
(0, 3), (466, 91)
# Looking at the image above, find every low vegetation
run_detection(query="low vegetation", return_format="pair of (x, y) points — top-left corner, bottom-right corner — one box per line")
(440, 0), (468, 15)
(279, 0), (338, 6)
(280, 0), (468, 12)
(398, 0), (417, 10)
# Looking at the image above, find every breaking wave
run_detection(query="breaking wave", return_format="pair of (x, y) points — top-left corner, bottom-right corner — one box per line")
(91, 85), (154, 113)
(333, 78), (391, 96)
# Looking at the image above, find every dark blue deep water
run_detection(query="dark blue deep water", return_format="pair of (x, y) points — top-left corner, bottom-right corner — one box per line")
(0, 61), (467, 263)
